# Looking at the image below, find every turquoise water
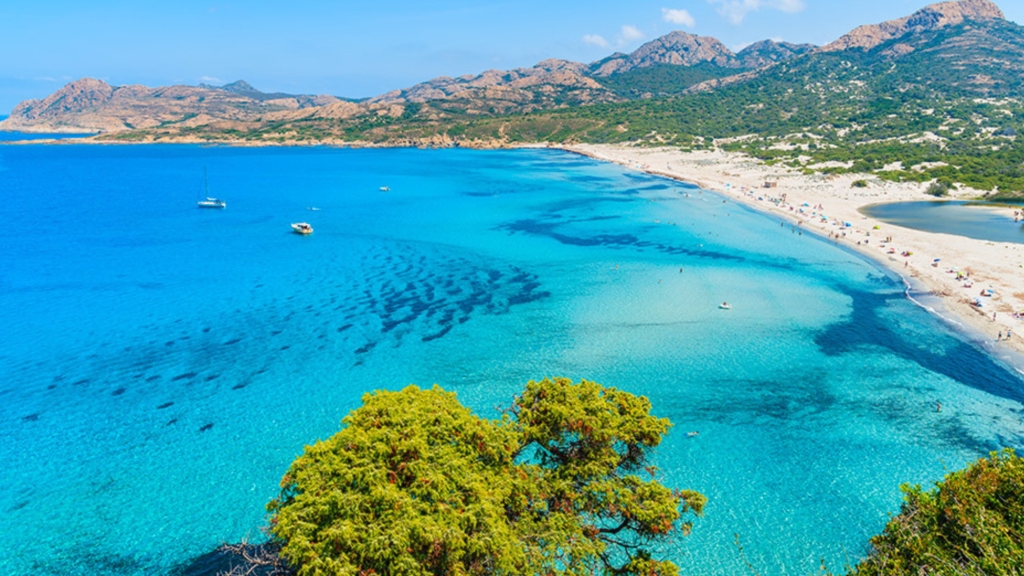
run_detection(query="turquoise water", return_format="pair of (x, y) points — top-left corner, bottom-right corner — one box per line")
(1, 145), (1022, 576)
(861, 200), (1024, 244)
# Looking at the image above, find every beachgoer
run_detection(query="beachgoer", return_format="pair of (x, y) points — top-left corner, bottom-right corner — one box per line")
(936, 401), (942, 413)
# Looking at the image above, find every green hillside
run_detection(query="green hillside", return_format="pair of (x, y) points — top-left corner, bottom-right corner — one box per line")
(598, 63), (749, 99)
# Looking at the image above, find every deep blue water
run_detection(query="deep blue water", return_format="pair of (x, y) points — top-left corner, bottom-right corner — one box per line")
(861, 200), (1024, 244)
(1, 145), (1022, 576)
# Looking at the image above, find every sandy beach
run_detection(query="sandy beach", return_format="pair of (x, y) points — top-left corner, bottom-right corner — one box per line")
(566, 143), (1024, 367)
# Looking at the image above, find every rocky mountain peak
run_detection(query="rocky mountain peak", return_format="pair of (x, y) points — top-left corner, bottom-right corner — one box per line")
(821, 0), (1005, 52)
(221, 80), (259, 94)
(590, 31), (736, 76)
(8, 78), (115, 121)
(735, 40), (816, 68)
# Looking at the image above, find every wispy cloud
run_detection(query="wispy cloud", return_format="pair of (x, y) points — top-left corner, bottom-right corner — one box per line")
(708, 0), (805, 25)
(33, 76), (56, 82)
(582, 34), (610, 48)
(199, 75), (223, 85)
(662, 8), (696, 28)
(619, 25), (645, 43)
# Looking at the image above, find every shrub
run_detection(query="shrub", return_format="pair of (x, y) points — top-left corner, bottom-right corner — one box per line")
(849, 449), (1024, 576)
(926, 180), (955, 197)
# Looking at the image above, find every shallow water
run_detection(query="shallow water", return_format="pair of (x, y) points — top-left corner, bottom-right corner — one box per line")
(861, 200), (1024, 244)
(1, 146), (1022, 576)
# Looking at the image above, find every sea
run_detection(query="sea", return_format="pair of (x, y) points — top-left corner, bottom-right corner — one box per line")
(1, 143), (1022, 576)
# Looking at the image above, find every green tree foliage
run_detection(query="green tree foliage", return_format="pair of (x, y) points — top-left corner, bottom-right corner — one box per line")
(849, 449), (1024, 576)
(267, 378), (705, 576)
(926, 180), (955, 197)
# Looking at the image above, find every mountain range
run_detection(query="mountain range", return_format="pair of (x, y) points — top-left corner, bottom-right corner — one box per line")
(0, 31), (821, 134)
(0, 0), (1017, 152)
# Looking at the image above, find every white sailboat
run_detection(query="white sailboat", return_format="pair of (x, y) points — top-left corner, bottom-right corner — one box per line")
(197, 168), (226, 208)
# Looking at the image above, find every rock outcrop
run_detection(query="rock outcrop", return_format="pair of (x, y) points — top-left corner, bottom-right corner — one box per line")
(590, 32), (737, 76)
(735, 40), (816, 68)
(821, 0), (1004, 52)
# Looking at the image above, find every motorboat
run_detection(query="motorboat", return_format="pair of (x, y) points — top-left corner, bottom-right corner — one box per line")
(379, 186), (390, 192)
(719, 302), (732, 310)
(291, 222), (313, 235)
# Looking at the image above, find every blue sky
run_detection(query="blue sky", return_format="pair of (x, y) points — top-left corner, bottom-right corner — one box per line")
(1, 0), (1021, 112)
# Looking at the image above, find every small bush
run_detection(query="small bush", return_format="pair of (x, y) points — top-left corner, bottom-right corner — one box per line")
(926, 180), (954, 197)
(852, 179), (869, 188)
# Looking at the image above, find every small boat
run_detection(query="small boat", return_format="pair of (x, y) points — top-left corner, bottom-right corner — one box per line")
(306, 207), (320, 211)
(197, 197), (226, 209)
(719, 302), (732, 310)
(379, 186), (390, 192)
(686, 431), (700, 437)
(291, 222), (313, 235)
(196, 168), (226, 208)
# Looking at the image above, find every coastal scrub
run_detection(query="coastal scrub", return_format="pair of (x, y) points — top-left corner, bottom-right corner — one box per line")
(850, 449), (1024, 576)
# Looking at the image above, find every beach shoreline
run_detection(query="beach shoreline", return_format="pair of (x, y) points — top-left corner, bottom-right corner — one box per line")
(562, 143), (1024, 370)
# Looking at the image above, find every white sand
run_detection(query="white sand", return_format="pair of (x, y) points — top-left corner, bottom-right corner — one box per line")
(565, 144), (1024, 363)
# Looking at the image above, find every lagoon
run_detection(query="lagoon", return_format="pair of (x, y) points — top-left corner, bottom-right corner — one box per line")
(861, 200), (1024, 244)
(1, 145), (1022, 575)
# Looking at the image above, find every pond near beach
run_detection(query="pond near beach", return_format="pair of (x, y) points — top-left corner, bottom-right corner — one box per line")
(860, 200), (1024, 244)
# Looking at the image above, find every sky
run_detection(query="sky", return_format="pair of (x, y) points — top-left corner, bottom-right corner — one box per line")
(1, 0), (1022, 113)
